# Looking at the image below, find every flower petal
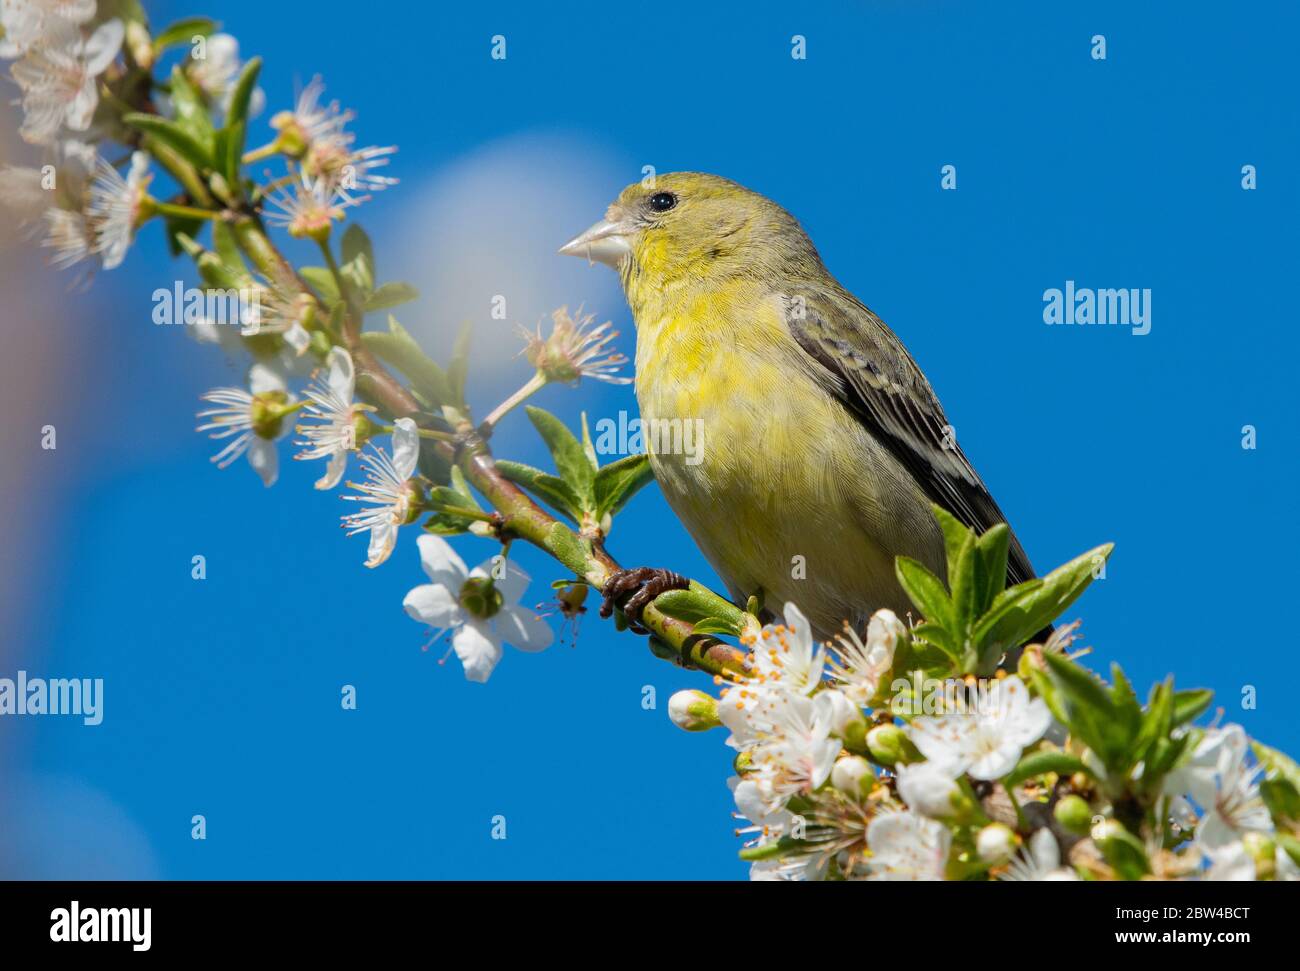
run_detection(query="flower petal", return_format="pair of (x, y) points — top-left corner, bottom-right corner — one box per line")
(83, 19), (125, 75)
(495, 605), (554, 653)
(315, 449), (347, 490)
(453, 621), (503, 683)
(327, 346), (355, 400)
(416, 534), (468, 587)
(248, 438), (278, 487)
(390, 417), (419, 479)
(249, 361), (287, 395)
(402, 583), (461, 629)
(365, 520), (397, 568)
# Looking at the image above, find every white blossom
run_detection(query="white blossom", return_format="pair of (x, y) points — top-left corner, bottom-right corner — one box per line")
(908, 675), (1052, 781)
(743, 690), (841, 814)
(188, 33), (263, 117)
(0, 0), (95, 58)
(1000, 829), (1079, 881)
(40, 204), (92, 268)
(195, 362), (294, 487)
(865, 810), (950, 880)
(274, 75), (396, 196)
(1164, 724), (1272, 855)
(263, 170), (362, 238)
(10, 18), (123, 144)
(827, 608), (903, 704)
(402, 535), (553, 682)
(85, 150), (148, 269)
(340, 418), (419, 567)
(895, 759), (962, 818)
(295, 347), (361, 489)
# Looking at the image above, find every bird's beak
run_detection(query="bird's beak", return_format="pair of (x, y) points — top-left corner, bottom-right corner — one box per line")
(558, 208), (634, 268)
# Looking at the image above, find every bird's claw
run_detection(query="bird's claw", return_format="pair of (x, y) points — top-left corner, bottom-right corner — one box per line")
(599, 567), (690, 630)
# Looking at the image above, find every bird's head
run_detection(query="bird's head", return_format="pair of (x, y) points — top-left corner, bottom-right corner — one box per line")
(559, 172), (820, 292)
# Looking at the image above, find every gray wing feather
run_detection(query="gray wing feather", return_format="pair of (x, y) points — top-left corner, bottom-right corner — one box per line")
(780, 285), (1035, 587)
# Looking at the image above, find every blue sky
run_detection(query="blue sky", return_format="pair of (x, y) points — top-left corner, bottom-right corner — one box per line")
(2, 0), (1296, 878)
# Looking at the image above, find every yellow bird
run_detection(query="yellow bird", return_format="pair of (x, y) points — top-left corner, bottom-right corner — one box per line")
(560, 172), (1036, 641)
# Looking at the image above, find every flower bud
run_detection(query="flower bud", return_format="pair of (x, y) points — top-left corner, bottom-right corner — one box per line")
(1242, 832), (1276, 880)
(831, 755), (873, 797)
(668, 690), (720, 732)
(867, 723), (918, 766)
(976, 823), (1018, 863)
(896, 761), (963, 819)
(1054, 794), (1092, 835)
(1017, 644), (1046, 680)
(823, 689), (866, 738)
(1094, 819), (1151, 879)
(125, 21), (153, 70)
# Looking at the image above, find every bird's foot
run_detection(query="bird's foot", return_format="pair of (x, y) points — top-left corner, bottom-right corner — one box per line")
(599, 567), (690, 630)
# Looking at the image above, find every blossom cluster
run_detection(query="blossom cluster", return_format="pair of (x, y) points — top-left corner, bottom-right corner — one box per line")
(670, 604), (1300, 882)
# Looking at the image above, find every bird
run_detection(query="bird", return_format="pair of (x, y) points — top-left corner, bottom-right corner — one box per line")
(559, 172), (1037, 642)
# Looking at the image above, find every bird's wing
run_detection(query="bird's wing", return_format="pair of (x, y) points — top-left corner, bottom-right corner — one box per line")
(780, 285), (1035, 586)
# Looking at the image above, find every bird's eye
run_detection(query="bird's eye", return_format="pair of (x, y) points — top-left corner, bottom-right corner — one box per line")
(648, 191), (677, 213)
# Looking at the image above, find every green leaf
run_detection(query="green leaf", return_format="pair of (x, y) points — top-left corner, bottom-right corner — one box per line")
(122, 112), (213, 171)
(211, 220), (249, 280)
(340, 223), (374, 294)
(593, 453), (655, 519)
(224, 55), (262, 133)
(524, 406), (594, 511)
(692, 616), (743, 638)
(580, 413), (599, 471)
(153, 17), (218, 52)
(1043, 653), (1133, 772)
(299, 266), (340, 305)
(895, 557), (956, 631)
(545, 521), (590, 576)
(949, 533), (979, 632)
(1261, 778), (1300, 825)
(359, 315), (451, 407)
(494, 460), (583, 523)
(654, 589), (727, 626)
(1096, 822), (1151, 880)
(1132, 677), (1174, 766)
(1109, 664), (1144, 750)
(974, 543), (1112, 661)
(447, 321), (472, 406)
(1254, 740), (1300, 792)
(1171, 688), (1213, 726)
(221, 119), (244, 187)
(422, 481), (484, 534)
(931, 504), (971, 580)
(363, 281), (419, 312)
(447, 465), (479, 508)
(166, 65), (216, 156)
(163, 215), (203, 257)
(1278, 833), (1300, 870)
(911, 621), (962, 664)
(974, 524), (1011, 614)
(341, 222), (373, 271)
(1003, 749), (1091, 787)
(422, 511), (472, 536)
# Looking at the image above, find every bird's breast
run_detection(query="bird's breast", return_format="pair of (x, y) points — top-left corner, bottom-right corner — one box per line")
(630, 291), (932, 635)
